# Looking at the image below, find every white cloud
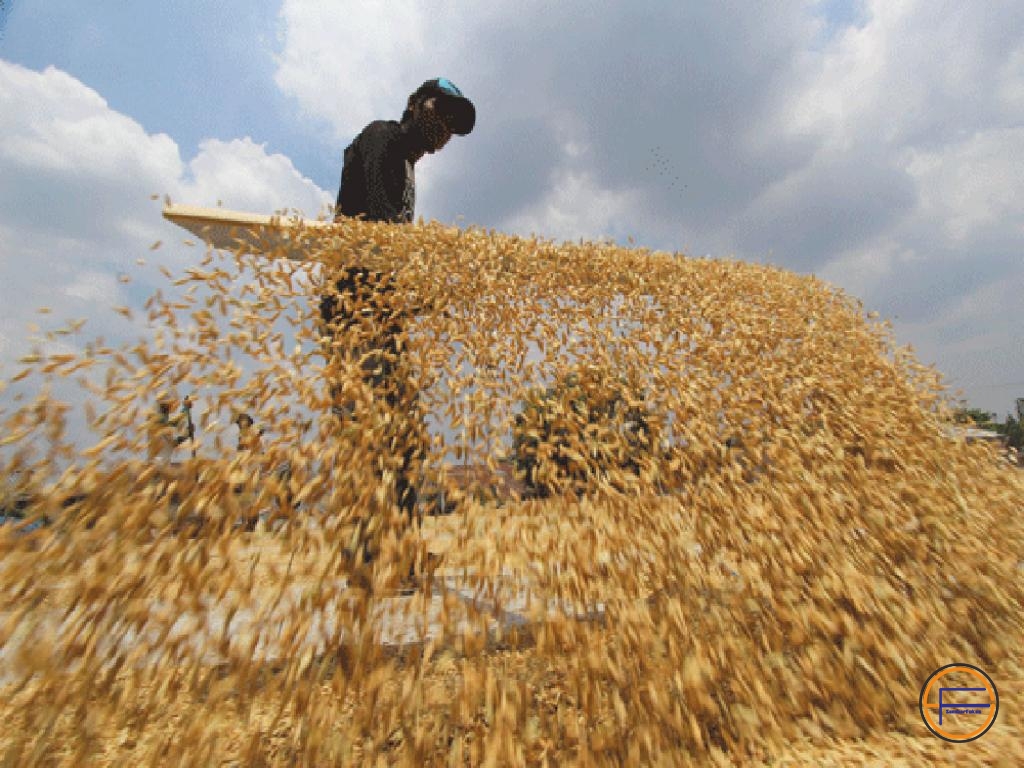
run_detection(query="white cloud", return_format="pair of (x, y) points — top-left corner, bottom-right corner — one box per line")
(179, 137), (331, 218)
(744, 0), (1024, 413)
(61, 272), (119, 304)
(904, 128), (1024, 244)
(816, 239), (905, 301)
(0, 60), (331, 402)
(997, 40), (1024, 112)
(942, 277), (1024, 339)
(273, 0), (491, 143)
(785, 1), (1023, 149)
(502, 170), (643, 245)
(0, 64), (181, 181)
(893, 266), (1024, 411)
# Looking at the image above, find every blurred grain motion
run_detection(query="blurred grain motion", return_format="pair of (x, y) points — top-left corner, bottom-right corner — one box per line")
(1, 218), (1021, 766)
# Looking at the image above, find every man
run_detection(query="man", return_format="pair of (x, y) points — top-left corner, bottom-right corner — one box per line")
(231, 412), (264, 531)
(145, 396), (193, 514)
(235, 412), (263, 453)
(149, 396), (189, 463)
(334, 77), (475, 225)
(321, 78), (475, 579)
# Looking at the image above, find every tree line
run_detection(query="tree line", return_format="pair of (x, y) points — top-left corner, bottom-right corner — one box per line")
(954, 406), (1024, 450)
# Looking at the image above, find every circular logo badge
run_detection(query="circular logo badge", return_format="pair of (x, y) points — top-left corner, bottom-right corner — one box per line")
(919, 663), (999, 742)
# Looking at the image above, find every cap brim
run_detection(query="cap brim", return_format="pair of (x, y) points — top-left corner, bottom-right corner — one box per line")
(438, 95), (475, 135)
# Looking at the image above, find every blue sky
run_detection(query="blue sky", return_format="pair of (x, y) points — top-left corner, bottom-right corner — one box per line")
(816, 0), (869, 37)
(1, 0), (336, 188)
(1, 0), (1023, 428)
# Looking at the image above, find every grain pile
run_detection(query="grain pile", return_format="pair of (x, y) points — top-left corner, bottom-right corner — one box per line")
(1, 218), (1022, 766)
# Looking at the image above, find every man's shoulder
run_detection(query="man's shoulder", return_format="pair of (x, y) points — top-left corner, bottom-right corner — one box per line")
(356, 119), (404, 145)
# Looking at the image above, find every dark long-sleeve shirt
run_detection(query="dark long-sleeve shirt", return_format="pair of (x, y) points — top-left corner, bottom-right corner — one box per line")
(335, 120), (416, 224)
(324, 119), (420, 343)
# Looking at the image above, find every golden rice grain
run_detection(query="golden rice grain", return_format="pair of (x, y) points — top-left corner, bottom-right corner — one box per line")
(0, 217), (1021, 766)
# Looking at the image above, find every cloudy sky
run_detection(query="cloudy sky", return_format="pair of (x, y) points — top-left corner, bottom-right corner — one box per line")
(1, 0), (1022, 421)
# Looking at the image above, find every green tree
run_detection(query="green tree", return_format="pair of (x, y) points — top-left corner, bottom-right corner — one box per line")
(1001, 415), (1024, 450)
(954, 407), (999, 429)
(952, 404), (1024, 452)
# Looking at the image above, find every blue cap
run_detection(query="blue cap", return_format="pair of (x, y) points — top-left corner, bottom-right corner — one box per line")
(410, 78), (476, 135)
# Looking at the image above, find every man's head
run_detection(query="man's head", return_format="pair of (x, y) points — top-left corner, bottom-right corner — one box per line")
(403, 78), (475, 155)
(411, 97), (454, 154)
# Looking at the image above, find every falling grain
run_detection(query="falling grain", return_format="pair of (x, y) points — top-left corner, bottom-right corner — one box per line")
(0, 217), (1021, 766)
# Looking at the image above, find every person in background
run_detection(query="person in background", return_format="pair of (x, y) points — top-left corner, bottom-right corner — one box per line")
(235, 412), (263, 453)
(150, 396), (189, 463)
(232, 412), (265, 531)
